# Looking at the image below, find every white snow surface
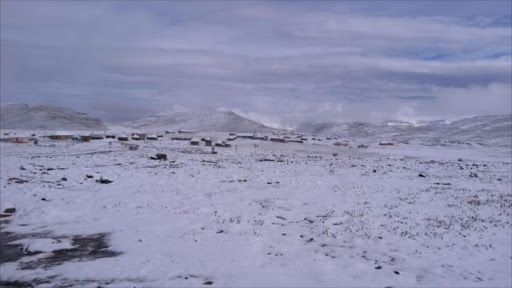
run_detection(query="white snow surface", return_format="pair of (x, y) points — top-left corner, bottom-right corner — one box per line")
(1, 133), (511, 287)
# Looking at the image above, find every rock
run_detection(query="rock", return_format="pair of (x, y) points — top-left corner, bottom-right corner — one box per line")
(203, 281), (213, 285)
(469, 172), (478, 178)
(86, 175), (94, 178)
(8, 178), (28, 184)
(375, 266), (382, 270)
(394, 271), (400, 275)
(61, 177), (67, 181)
(3, 208), (16, 214)
(372, 170), (377, 173)
(418, 173), (426, 178)
(96, 177), (113, 184)
(19, 166), (26, 170)
(41, 198), (48, 201)
(156, 154), (167, 160)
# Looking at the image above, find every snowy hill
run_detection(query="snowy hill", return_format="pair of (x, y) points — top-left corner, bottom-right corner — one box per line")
(131, 110), (278, 133)
(0, 103), (107, 131)
(296, 114), (512, 145)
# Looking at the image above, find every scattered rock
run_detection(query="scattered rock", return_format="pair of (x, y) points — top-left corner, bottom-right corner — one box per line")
(8, 178), (28, 184)
(393, 271), (400, 275)
(60, 177), (67, 181)
(469, 172), (479, 178)
(155, 154), (167, 160)
(86, 175), (94, 179)
(418, 173), (426, 178)
(41, 198), (48, 201)
(375, 266), (382, 270)
(216, 230), (224, 234)
(203, 281), (213, 285)
(3, 208), (16, 214)
(19, 166), (26, 170)
(96, 177), (113, 184)
(372, 170), (377, 173)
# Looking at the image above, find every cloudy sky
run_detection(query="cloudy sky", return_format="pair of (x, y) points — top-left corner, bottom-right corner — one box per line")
(1, 1), (511, 125)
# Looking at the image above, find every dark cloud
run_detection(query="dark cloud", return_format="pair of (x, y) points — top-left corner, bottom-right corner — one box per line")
(1, 1), (510, 125)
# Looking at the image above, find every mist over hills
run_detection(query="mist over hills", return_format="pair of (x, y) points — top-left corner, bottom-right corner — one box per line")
(0, 103), (106, 131)
(296, 114), (511, 146)
(130, 110), (277, 133)
(1, 103), (510, 146)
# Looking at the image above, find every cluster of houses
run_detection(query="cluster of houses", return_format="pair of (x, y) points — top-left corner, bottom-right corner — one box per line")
(2, 130), (380, 151)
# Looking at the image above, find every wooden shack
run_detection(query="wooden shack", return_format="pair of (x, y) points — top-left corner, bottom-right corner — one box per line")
(11, 137), (30, 144)
(147, 135), (158, 140)
(105, 134), (115, 139)
(190, 138), (200, 146)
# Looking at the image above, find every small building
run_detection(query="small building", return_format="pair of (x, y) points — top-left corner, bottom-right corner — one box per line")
(132, 133), (146, 140)
(105, 134), (115, 139)
(237, 133), (254, 139)
(11, 137), (30, 144)
(202, 138), (212, 146)
(379, 142), (395, 146)
(49, 134), (72, 140)
(171, 136), (192, 141)
(80, 135), (91, 142)
(118, 135), (129, 141)
(334, 142), (349, 147)
(190, 138), (200, 146)
(157, 135), (164, 138)
(269, 137), (286, 143)
(90, 134), (104, 140)
(227, 136), (236, 141)
(147, 135), (158, 140)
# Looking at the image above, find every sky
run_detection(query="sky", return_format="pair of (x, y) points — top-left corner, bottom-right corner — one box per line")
(1, 1), (511, 125)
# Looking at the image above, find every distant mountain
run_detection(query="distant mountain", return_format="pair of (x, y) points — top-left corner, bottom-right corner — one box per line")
(0, 103), (106, 131)
(392, 114), (512, 145)
(295, 114), (512, 146)
(131, 110), (278, 133)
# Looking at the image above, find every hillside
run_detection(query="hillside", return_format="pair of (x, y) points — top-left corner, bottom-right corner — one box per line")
(295, 114), (512, 146)
(131, 110), (278, 133)
(0, 103), (106, 131)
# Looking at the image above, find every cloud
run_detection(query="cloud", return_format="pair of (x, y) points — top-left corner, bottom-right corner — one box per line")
(1, 1), (510, 124)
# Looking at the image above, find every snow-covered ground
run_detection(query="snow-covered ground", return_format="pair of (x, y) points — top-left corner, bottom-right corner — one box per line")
(1, 133), (511, 287)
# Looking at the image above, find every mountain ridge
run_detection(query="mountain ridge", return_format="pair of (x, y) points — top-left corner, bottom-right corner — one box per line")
(0, 103), (106, 131)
